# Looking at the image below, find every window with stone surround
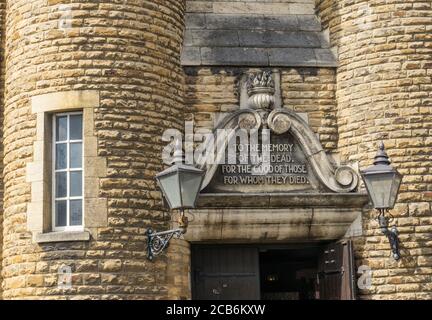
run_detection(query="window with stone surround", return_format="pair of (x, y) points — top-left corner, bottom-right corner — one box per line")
(53, 112), (84, 231)
(26, 91), (108, 243)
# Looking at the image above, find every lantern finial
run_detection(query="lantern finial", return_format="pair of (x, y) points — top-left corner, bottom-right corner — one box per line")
(172, 138), (183, 165)
(374, 141), (390, 166)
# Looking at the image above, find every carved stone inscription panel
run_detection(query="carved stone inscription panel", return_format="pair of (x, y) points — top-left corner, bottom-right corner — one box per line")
(199, 70), (359, 194)
(204, 131), (321, 193)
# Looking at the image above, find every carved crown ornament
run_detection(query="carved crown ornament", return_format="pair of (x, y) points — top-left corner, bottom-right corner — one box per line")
(246, 71), (275, 110)
(196, 70), (360, 194)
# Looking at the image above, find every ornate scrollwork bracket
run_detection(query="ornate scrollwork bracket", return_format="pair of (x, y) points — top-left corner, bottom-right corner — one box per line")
(146, 228), (184, 261)
(146, 213), (189, 261)
(378, 209), (401, 260)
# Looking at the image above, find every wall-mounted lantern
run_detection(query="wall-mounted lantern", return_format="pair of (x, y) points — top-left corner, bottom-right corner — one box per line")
(360, 142), (403, 260)
(146, 140), (205, 261)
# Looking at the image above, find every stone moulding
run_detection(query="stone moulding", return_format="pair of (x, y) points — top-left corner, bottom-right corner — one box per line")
(185, 205), (366, 242)
(196, 192), (369, 209)
(199, 107), (360, 194)
(34, 231), (91, 244)
(27, 90), (108, 243)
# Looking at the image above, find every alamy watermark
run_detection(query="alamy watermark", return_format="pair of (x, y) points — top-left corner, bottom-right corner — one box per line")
(58, 5), (73, 31)
(356, 3), (374, 31)
(58, 265), (72, 289)
(162, 121), (273, 175)
(357, 265), (372, 290)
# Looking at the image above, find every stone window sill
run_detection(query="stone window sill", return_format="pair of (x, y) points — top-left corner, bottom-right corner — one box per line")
(34, 231), (91, 244)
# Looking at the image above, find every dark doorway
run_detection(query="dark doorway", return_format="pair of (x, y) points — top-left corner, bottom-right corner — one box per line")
(191, 241), (356, 300)
(260, 246), (320, 300)
(192, 246), (260, 300)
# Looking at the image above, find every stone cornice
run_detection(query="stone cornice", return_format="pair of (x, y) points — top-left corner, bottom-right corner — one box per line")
(196, 192), (370, 209)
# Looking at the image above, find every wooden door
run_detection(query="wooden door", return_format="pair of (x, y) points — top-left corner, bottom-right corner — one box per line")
(192, 246), (261, 300)
(317, 240), (356, 300)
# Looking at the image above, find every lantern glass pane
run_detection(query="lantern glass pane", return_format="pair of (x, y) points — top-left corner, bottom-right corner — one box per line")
(158, 173), (181, 209)
(180, 171), (203, 208)
(364, 172), (394, 209)
(388, 172), (402, 209)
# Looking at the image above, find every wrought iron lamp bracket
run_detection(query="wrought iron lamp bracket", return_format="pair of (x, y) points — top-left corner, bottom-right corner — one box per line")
(146, 211), (189, 261)
(378, 209), (401, 260)
(146, 227), (184, 261)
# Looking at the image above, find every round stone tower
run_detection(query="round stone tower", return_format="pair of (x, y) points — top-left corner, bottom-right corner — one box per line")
(2, 0), (187, 299)
(317, 0), (432, 299)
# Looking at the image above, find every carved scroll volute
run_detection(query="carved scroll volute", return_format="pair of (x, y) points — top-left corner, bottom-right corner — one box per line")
(267, 109), (359, 193)
(238, 112), (260, 130)
(336, 166), (358, 187)
(267, 111), (291, 135)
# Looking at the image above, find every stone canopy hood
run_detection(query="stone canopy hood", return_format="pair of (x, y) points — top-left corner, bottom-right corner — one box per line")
(199, 107), (360, 194)
(185, 71), (369, 242)
(195, 71), (365, 198)
(195, 105), (369, 209)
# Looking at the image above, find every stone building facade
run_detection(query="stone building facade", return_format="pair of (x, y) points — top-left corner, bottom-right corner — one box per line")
(0, 0), (430, 300)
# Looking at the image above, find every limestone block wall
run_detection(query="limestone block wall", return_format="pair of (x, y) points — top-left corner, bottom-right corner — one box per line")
(166, 239), (191, 300)
(2, 0), (187, 299)
(316, 0), (432, 299)
(0, 0), (5, 300)
(184, 67), (338, 151)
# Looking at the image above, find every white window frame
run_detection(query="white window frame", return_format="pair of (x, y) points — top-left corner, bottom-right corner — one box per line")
(52, 111), (84, 232)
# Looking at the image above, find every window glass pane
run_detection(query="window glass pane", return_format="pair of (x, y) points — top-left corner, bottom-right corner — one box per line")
(70, 114), (83, 140)
(55, 172), (67, 198)
(70, 143), (82, 168)
(56, 143), (67, 169)
(55, 200), (67, 227)
(70, 200), (83, 226)
(53, 112), (85, 230)
(56, 116), (68, 141)
(70, 171), (82, 197)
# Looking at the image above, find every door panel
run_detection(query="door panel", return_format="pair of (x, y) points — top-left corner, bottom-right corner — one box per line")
(317, 240), (356, 300)
(192, 246), (260, 300)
